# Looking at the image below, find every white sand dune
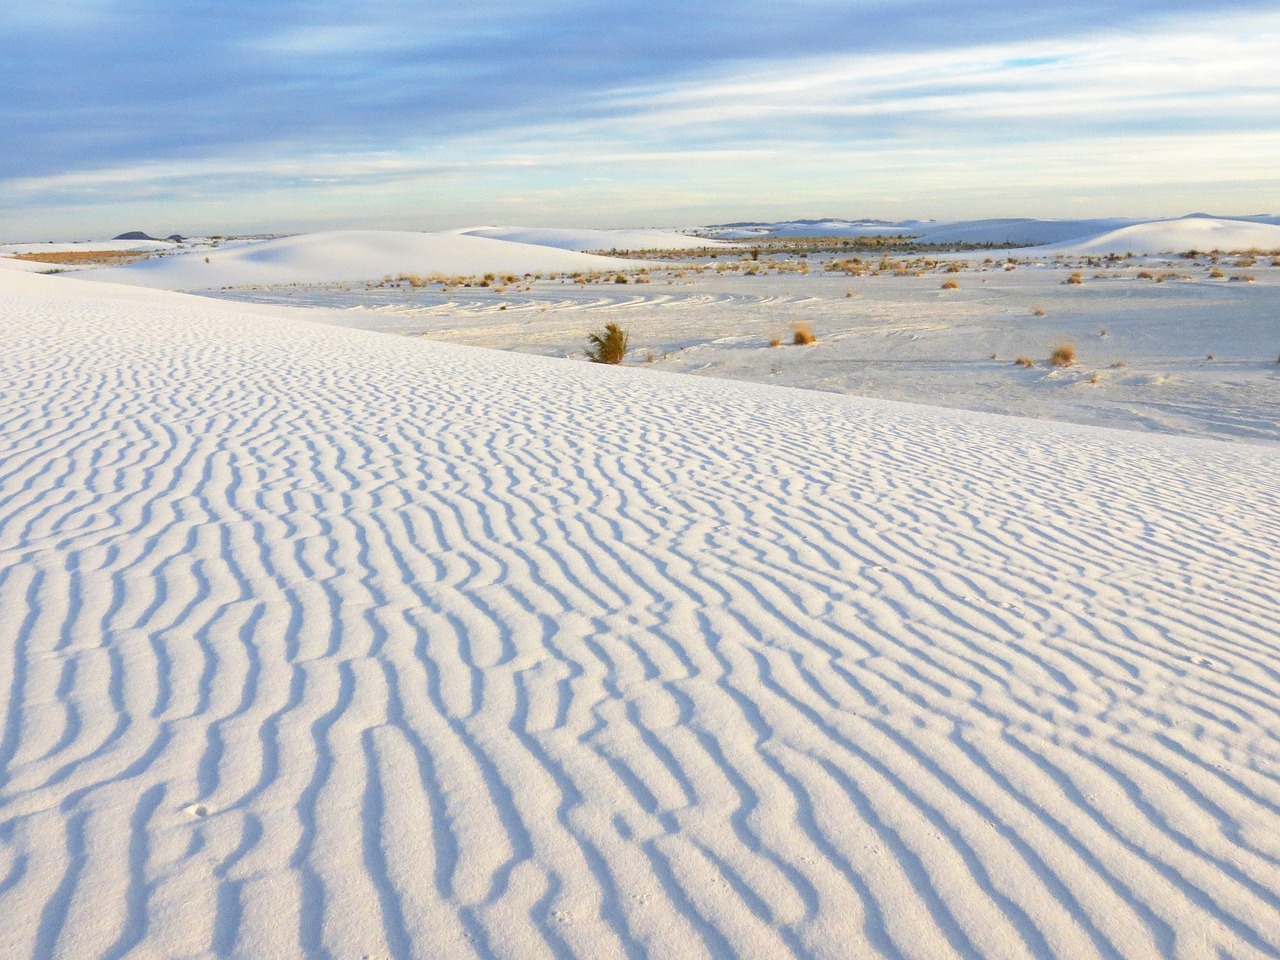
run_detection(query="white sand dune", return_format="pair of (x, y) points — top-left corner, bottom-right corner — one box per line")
(81, 230), (646, 291)
(0, 239), (177, 256)
(704, 216), (1280, 251)
(1051, 217), (1280, 255)
(457, 226), (729, 252)
(709, 220), (919, 239)
(706, 218), (1142, 246)
(910, 218), (1141, 247)
(2, 269), (1279, 959)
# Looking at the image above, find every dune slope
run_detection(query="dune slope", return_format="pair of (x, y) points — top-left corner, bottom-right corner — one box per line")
(456, 226), (729, 251)
(1, 272), (1279, 959)
(1054, 217), (1280, 255)
(82, 229), (645, 290)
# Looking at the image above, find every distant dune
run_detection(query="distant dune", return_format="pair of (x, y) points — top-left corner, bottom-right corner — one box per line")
(1050, 217), (1280, 254)
(456, 225), (729, 251)
(703, 215), (1280, 251)
(84, 229), (648, 290)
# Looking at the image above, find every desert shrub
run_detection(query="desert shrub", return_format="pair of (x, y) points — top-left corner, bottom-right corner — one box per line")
(1067, 272), (1084, 285)
(1229, 274), (1255, 282)
(1111, 360), (1127, 369)
(1015, 356), (1035, 368)
(586, 323), (630, 364)
(941, 278), (959, 290)
(1209, 267), (1225, 278)
(791, 322), (817, 345)
(1033, 306), (1046, 317)
(768, 337), (782, 348)
(1137, 270), (1154, 279)
(1206, 353), (1215, 360)
(1049, 344), (1076, 367)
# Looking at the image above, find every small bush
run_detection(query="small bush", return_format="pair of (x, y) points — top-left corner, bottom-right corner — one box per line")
(1033, 306), (1046, 317)
(1067, 272), (1084, 285)
(768, 337), (782, 348)
(1049, 344), (1076, 367)
(1015, 356), (1035, 368)
(1111, 360), (1127, 369)
(586, 323), (630, 364)
(792, 322), (817, 345)
(1206, 353), (1215, 361)
(941, 278), (959, 290)
(1136, 270), (1153, 279)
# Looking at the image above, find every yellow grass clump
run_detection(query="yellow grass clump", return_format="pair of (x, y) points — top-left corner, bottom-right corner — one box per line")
(791, 322), (817, 345)
(1049, 344), (1077, 367)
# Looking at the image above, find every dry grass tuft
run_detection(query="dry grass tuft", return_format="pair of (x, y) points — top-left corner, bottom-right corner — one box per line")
(1111, 360), (1127, 369)
(1049, 344), (1076, 367)
(1066, 272), (1084, 285)
(791, 322), (817, 345)
(585, 323), (630, 364)
(1014, 356), (1035, 368)
(768, 337), (782, 348)
(1033, 306), (1046, 317)
(941, 278), (959, 290)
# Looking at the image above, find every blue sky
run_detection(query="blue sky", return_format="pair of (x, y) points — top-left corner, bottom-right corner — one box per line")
(2, 1), (1277, 238)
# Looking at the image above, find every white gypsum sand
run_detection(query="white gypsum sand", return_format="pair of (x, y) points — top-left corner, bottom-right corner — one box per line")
(1, 267), (1279, 959)
(187, 229), (1280, 443)
(82, 229), (652, 290)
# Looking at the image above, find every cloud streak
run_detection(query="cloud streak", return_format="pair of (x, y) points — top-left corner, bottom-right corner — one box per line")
(1, 1), (1276, 236)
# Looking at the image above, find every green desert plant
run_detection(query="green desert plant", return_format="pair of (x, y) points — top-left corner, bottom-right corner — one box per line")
(586, 323), (630, 364)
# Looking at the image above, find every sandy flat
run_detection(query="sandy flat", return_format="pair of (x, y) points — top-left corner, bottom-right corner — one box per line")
(1, 268), (1278, 958)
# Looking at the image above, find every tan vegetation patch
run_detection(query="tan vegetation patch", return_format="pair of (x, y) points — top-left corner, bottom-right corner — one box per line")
(791, 321), (817, 346)
(9, 250), (155, 266)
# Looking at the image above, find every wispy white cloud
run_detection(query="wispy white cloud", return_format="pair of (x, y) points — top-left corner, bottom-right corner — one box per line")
(2, 2), (1277, 235)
